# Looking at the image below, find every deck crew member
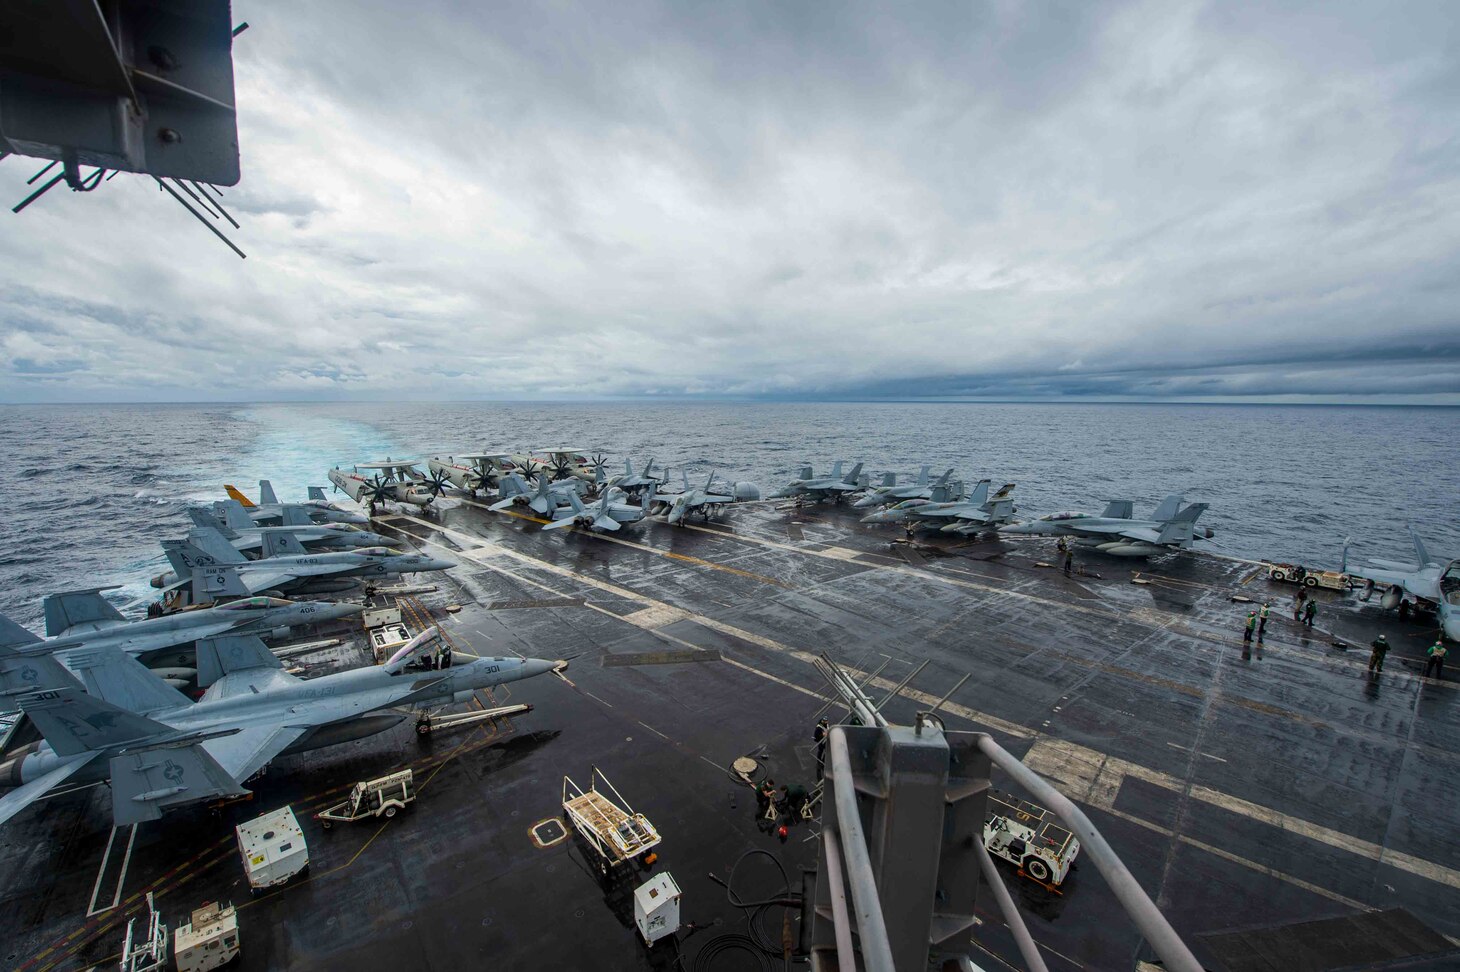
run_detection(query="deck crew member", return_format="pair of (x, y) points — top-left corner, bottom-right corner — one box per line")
(813, 718), (829, 774)
(1258, 603), (1271, 638)
(1368, 635), (1390, 674)
(1425, 640), (1448, 680)
(1303, 599), (1317, 628)
(780, 783), (809, 818)
(756, 779), (777, 818)
(1063, 548), (1074, 576)
(1243, 610), (1257, 645)
(1292, 590), (1306, 621)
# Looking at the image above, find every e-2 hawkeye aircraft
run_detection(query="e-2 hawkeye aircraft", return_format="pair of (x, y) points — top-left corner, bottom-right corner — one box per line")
(0, 627), (563, 827)
(427, 453), (515, 494)
(1343, 524), (1460, 641)
(0, 591), (360, 697)
(327, 460), (441, 510)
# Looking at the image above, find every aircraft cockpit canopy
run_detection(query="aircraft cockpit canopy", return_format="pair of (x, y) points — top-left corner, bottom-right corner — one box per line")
(1039, 512), (1090, 522)
(1442, 561), (1460, 606)
(220, 596), (295, 610)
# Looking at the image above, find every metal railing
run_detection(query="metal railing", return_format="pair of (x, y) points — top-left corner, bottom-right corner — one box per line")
(812, 653), (1204, 972)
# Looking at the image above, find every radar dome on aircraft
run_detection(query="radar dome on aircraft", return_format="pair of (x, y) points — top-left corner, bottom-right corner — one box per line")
(733, 482), (762, 502)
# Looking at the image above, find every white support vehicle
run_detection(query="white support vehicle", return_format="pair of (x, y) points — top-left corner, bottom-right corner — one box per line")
(173, 901), (240, 972)
(1265, 562), (1353, 590)
(983, 788), (1080, 887)
(563, 766), (662, 876)
(316, 770), (416, 829)
(236, 806), (309, 891)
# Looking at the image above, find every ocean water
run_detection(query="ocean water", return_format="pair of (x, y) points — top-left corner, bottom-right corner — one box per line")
(0, 402), (1455, 629)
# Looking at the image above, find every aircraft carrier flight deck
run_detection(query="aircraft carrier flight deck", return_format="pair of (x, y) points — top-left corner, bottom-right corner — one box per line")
(2, 496), (1458, 971)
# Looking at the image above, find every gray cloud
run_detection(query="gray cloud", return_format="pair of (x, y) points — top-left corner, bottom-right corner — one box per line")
(1, 0), (1457, 403)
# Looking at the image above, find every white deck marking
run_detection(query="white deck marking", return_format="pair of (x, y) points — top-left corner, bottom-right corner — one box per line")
(383, 513), (1460, 896)
(85, 823), (137, 917)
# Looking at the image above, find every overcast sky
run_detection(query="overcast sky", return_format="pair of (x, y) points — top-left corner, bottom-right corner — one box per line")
(1, 1), (1457, 403)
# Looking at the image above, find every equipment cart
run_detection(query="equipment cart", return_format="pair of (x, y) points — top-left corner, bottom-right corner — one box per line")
(983, 787), (1081, 887)
(315, 770), (415, 829)
(562, 766), (662, 876)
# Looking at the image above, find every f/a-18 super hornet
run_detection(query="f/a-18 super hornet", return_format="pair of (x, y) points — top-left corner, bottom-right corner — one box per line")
(609, 458), (670, 495)
(327, 460), (441, 511)
(769, 462), (867, 504)
(860, 480), (1017, 535)
(646, 470), (762, 525)
(542, 488), (654, 533)
(427, 453), (514, 494)
(0, 627), (564, 827)
(852, 466), (955, 509)
(998, 495), (1213, 557)
(1343, 525), (1460, 641)
(0, 592), (360, 697)
(489, 474), (592, 516)
(162, 528), (453, 602)
(225, 481), (368, 526)
(186, 501), (401, 556)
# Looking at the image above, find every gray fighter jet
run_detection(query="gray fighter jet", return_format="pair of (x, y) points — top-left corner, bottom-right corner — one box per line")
(769, 462), (867, 504)
(646, 470), (762, 524)
(860, 480), (1017, 534)
(226, 481), (369, 525)
(0, 627), (563, 827)
(489, 474), (591, 516)
(0, 592), (360, 699)
(543, 487), (654, 533)
(162, 528), (453, 602)
(609, 458), (670, 494)
(187, 501), (401, 554)
(852, 466), (954, 509)
(998, 495), (1213, 557)
(1343, 525), (1460, 641)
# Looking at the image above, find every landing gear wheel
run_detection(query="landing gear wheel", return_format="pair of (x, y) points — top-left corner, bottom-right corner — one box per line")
(1024, 856), (1052, 884)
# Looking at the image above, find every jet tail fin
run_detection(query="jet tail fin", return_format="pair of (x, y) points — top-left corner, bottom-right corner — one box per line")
(307, 486), (327, 501)
(194, 635), (283, 687)
(19, 688), (173, 756)
(187, 528), (248, 565)
(1169, 502), (1208, 525)
(224, 485), (256, 508)
(260, 531), (309, 558)
(916, 465), (932, 486)
(879, 472), (897, 488)
(63, 646), (192, 712)
(216, 499), (256, 532)
(279, 505), (314, 527)
(42, 588), (125, 637)
(1100, 500), (1134, 520)
(0, 616), (82, 712)
(191, 566), (253, 602)
(828, 461), (844, 480)
(189, 507), (236, 538)
(843, 462), (864, 485)
(797, 465), (814, 481)
(966, 479), (991, 506)
(258, 480), (279, 506)
(1408, 522), (1432, 567)
(933, 468), (953, 488)
(1151, 494), (1184, 522)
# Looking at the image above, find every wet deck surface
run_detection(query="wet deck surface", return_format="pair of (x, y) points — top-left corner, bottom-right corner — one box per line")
(2, 495), (1458, 971)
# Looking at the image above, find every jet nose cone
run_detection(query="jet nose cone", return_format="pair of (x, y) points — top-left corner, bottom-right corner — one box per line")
(321, 602), (365, 620)
(852, 496), (879, 509)
(422, 557), (455, 571)
(860, 511), (894, 523)
(515, 657), (560, 681)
